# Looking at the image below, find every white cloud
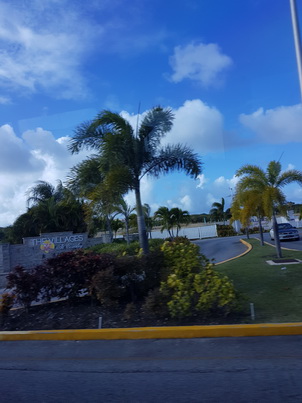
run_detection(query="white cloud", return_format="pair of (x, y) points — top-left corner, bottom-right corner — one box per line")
(122, 99), (226, 154)
(0, 124), (89, 227)
(196, 174), (208, 189)
(0, 1), (97, 100)
(179, 195), (192, 211)
(206, 193), (217, 208)
(214, 174), (239, 190)
(166, 100), (225, 153)
(169, 42), (233, 87)
(239, 104), (302, 144)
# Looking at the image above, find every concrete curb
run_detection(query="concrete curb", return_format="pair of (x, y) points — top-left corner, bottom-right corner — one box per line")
(215, 238), (252, 265)
(2, 322), (302, 341)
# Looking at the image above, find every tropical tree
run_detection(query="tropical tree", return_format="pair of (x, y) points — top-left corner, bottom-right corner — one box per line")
(68, 107), (202, 253)
(111, 219), (124, 239)
(155, 206), (190, 238)
(210, 197), (229, 224)
(67, 157), (120, 240)
(155, 206), (174, 237)
(27, 180), (86, 233)
(235, 160), (302, 258)
(113, 198), (135, 244)
(26, 180), (67, 206)
(143, 203), (154, 239)
(231, 189), (266, 245)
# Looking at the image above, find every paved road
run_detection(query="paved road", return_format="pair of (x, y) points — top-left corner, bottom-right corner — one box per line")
(194, 230), (302, 264)
(193, 235), (248, 263)
(1, 336), (302, 402)
(253, 230), (302, 251)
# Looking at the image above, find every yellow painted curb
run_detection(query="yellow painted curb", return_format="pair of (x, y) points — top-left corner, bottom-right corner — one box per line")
(1, 322), (302, 341)
(215, 238), (252, 265)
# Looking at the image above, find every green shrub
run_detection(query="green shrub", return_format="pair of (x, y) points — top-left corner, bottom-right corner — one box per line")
(89, 241), (141, 256)
(89, 267), (122, 307)
(89, 238), (165, 256)
(6, 266), (41, 310)
(41, 250), (115, 300)
(217, 225), (236, 237)
(141, 287), (169, 318)
(159, 237), (239, 319)
(0, 292), (15, 316)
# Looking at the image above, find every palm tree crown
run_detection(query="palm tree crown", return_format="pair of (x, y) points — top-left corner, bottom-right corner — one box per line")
(235, 160), (302, 257)
(68, 107), (202, 253)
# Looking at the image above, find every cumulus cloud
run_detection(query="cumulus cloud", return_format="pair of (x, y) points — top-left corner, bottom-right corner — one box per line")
(239, 104), (302, 144)
(169, 42), (233, 87)
(122, 99), (226, 154)
(196, 174), (208, 189)
(166, 99), (225, 153)
(0, 124), (89, 226)
(214, 175), (239, 191)
(179, 195), (192, 211)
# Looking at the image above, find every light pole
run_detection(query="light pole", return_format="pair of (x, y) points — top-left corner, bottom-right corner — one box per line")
(290, 0), (302, 102)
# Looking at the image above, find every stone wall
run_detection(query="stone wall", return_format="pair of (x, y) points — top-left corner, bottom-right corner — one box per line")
(0, 231), (110, 288)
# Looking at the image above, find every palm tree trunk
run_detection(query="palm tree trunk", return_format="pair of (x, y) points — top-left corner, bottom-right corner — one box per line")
(258, 215), (264, 246)
(106, 215), (113, 243)
(246, 227), (250, 239)
(134, 183), (149, 254)
(272, 211), (282, 258)
(125, 218), (130, 245)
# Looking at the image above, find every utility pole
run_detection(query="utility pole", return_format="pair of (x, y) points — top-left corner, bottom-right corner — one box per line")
(290, 0), (302, 102)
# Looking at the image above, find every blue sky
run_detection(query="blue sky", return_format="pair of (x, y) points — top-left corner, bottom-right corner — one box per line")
(1, 0), (302, 226)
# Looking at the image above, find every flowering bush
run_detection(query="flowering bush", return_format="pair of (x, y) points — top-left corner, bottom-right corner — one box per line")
(159, 237), (239, 318)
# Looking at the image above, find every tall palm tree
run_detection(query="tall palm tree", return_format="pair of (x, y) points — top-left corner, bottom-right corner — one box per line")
(67, 157), (119, 240)
(25, 180), (86, 235)
(155, 206), (190, 238)
(26, 180), (66, 206)
(143, 203), (154, 239)
(68, 107), (202, 253)
(231, 189), (265, 244)
(235, 160), (302, 258)
(155, 206), (174, 237)
(113, 198), (135, 244)
(170, 207), (190, 237)
(210, 197), (227, 224)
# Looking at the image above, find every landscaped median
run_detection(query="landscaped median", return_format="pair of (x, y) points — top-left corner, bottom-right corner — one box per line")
(2, 322), (302, 341)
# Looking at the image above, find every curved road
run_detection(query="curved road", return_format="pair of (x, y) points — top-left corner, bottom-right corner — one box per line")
(194, 230), (302, 264)
(193, 235), (248, 264)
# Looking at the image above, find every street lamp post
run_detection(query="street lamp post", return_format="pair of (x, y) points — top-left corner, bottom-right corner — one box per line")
(290, 0), (302, 102)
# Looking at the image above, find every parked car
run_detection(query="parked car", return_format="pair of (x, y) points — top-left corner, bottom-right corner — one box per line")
(269, 223), (300, 241)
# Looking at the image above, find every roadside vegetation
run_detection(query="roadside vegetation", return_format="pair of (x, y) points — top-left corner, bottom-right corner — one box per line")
(0, 237), (242, 329)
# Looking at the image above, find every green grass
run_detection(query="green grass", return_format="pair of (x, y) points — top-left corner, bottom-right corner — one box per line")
(216, 238), (302, 323)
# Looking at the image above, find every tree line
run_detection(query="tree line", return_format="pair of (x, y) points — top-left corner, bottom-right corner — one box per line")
(1, 106), (302, 260)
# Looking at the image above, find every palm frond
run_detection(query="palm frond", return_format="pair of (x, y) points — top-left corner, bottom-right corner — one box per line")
(276, 170), (302, 188)
(138, 107), (174, 151)
(236, 165), (267, 182)
(94, 110), (134, 136)
(141, 144), (202, 179)
(267, 160), (281, 185)
(68, 121), (107, 153)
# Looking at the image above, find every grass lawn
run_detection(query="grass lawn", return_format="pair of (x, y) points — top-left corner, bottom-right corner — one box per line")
(215, 238), (302, 324)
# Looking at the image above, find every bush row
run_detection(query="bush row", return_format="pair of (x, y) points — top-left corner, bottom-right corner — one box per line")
(3, 238), (241, 320)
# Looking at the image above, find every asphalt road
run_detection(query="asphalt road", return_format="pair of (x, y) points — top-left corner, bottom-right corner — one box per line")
(1, 336), (302, 402)
(193, 235), (248, 263)
(254, 230), (302, 251)
(194, 230), (302, 264)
